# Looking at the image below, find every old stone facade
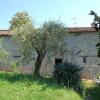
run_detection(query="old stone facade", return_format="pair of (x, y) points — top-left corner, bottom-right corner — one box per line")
(0, 28), (100, 79)
(67, 27), (100, 79)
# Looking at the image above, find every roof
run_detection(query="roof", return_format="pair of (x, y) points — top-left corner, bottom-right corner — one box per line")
(0, 30), (11, 36)
(68, 27), (97, 33)
(0, 27), (97, 36)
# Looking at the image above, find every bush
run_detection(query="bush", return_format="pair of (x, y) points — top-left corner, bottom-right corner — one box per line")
(9, 61), (20, 72)
(53, 61), (84, 95)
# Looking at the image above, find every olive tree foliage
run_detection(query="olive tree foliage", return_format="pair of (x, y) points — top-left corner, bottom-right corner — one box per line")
(9, 11), (32, 30)
(0, 38), (9, 61)
(12, 21), (68, 75)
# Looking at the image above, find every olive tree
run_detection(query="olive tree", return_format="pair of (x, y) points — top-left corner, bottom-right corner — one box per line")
(9, 11), (32, 30)
(0, 38), (9, 63)
(12, 21), (68, 76)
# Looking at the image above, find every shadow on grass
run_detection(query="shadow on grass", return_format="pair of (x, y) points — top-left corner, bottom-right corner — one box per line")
(0, 71), (59, 89)
(86, 84), (100, 100)
(0, 71), (84, 99)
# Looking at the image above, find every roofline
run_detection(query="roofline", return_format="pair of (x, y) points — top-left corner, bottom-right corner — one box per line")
(0, 27), (98, 36)
(0, 29), (10, 31)
(67, 27), (97, 33)
(0, 30), (11, 36)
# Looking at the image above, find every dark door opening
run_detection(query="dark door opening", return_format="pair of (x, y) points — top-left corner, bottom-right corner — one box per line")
(55, 58), (62, 65)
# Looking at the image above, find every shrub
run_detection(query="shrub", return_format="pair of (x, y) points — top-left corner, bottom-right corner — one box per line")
(53, 61), (84, 95)
(9, 61), (20, 72)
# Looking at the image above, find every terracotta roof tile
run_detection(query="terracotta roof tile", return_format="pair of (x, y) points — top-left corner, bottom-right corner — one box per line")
(0, 27), (97, 36)
(0, 30), (11, 36)
(68, 27), (97, 33)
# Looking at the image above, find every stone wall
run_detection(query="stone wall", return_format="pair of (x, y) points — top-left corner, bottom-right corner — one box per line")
(79, 65), (100, 79)
(0, 32), (100, 78)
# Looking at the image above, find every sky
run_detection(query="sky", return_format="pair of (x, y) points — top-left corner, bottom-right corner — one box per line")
(0, 0), (100, 29)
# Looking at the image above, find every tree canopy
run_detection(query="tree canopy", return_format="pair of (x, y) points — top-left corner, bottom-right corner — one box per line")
(89, 10), (100, 57)
(9, 11), (32, 30)
(12, 21), (68, 75)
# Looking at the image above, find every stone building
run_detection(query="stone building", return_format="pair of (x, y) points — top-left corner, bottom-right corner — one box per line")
(0, 27), (100, 79)
(67, 27), (100, 79)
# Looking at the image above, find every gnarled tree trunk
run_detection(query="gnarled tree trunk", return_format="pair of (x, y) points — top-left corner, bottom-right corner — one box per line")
(34, 54), (45, 76)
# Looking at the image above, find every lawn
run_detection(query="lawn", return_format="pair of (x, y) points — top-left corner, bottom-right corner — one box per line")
(0, 71), (83, 100)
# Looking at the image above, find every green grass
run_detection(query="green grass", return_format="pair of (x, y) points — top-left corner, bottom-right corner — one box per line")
(0, 71), (83, 100)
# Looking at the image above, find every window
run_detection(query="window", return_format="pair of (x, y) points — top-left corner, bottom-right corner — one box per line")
(83, 57), (87, 63)
(13, 55), (21, 57)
